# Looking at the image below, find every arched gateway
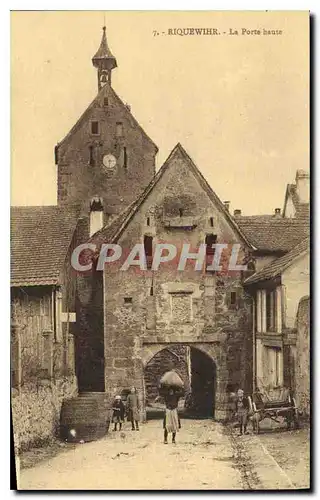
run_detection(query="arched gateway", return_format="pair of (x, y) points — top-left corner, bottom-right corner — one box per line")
(140, 342), (229, 421)
(143, 345), (217, 418)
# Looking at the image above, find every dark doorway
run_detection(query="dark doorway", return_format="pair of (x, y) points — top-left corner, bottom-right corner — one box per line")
(144, 345), (216, 419)
(188, 347), (216, 418)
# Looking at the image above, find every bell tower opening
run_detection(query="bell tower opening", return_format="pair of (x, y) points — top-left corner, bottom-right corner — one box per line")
(92, 26), (118, 90)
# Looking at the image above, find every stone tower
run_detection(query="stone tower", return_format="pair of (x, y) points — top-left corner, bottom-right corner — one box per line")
(55, 27), (158, 219)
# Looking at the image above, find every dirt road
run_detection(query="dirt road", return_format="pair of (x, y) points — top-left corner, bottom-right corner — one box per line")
(18, 420), (242, 490)
(17, 419), (309, 491)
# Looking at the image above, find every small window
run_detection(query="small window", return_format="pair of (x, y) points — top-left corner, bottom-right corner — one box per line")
(210, 217), (214, 227)
(103, 97), (109, 107)
(150, 285), (154, 296)
(116, 122), (123, 137)
(123, 147), (128, 168)
(179, 208), (184, 217)
(229, 290), (239, 310)
(146, 217), (150, 226)
(205, 234), (217, 256)
(144, 235), (153, 269)
(89, 145), (95, 166)
(124, 297), (132, 304)
(91, 121), (99, 135)
(230, 292), (237, 306)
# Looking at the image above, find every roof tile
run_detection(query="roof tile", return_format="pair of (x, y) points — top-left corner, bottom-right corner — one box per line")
(11, 206), (78, 286)
(245, 237), (309, 285)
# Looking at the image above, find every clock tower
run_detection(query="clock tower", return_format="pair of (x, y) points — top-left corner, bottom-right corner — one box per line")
(55, 27), (158, 220)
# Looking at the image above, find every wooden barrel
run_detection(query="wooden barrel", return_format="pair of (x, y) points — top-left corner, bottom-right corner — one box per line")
(60, 394), (110, 443)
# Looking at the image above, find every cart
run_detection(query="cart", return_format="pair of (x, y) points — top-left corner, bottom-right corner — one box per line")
(248, 389), (299, 434)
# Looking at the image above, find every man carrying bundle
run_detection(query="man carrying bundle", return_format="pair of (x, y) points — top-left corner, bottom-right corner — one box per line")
(158, 370), (184, 445)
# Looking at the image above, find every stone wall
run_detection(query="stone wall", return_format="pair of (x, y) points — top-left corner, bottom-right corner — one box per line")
(295, 296), (310, 417)
(12, 376), (77, 454)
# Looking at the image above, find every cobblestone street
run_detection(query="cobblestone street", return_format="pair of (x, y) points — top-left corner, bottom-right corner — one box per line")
(17, 419), (310, 491)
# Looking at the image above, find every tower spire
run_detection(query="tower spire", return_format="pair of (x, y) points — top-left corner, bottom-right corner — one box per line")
(92, 26), (117, 90)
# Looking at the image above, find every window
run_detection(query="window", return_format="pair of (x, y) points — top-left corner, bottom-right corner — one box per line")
(230, 292), (237, 306)
(116, 122), (123, 137)
(146, 217), (150, 226)
(228, 290), (239, 310)
(210, 217), (214, 227)
(205, 234), (217, 271)
(266, 290), (276, 331)
(124, 297), (132, 304)
(123, 147), (128, 168)
(91, 121), (99, 135)
(103, 97), (109, 106)
(144, 235), (153, 269)
(179, 208), (184, 217)
(89, 145), (95, 166)
(205, 234), (217, 256)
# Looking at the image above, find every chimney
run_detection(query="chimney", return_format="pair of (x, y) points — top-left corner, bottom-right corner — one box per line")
(234, 209), (242, 216)
(224, 201), (230, 212)
(295, 169), (309, 204)
(274, 208), (281, 216)
(89, 196), (104, 237)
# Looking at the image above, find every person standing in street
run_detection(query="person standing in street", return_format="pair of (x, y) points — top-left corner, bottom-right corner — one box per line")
(235, 389), (249, 435)
(126, 387), (140, 431)
(163, 388), (181, 444)
(112, 395), (125, 431)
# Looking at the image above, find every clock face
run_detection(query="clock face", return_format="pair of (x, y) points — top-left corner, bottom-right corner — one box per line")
(102, 154), (117, 172)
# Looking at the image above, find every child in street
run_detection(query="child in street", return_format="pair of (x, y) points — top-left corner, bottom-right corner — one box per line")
(112, 395), (125, 431)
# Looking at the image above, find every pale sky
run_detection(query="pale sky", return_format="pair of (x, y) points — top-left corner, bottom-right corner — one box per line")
(11, 11), (309, 215)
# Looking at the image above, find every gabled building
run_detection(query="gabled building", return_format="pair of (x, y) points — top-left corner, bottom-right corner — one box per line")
(11, 206), (79, 451)
(244, 238), (310, 401)
(86, 142), (256, 419)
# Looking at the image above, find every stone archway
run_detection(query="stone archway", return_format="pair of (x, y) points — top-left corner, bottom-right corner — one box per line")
(141, 343), (225, 419)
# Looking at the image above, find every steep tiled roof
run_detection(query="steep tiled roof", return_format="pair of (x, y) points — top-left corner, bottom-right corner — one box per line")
(89, 143), (254, 249)
(244, 237), (309, 285)
(11, 206), (78, 287)
(284, 183), (310, 218)
(92, 27), (117, 66)
(236, 217), (309, 252)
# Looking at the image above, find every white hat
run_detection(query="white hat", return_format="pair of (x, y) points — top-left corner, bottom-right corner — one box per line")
(237, 389), (244, 396)
(115, 395), (121, 400)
